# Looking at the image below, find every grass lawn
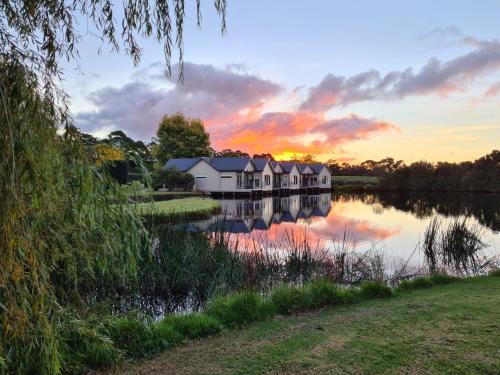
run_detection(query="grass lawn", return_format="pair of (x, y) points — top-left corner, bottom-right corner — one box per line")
(133, 197), (219, 214)
(332, 175), (380, 185)
(112, 276), (500, 375)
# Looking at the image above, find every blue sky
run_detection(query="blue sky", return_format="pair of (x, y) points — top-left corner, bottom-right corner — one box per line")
(67, 0), (500, 162)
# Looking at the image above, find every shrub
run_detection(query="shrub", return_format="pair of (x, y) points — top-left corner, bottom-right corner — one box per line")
(360, 281), (393, 299)
(398, 277), (433, 291)
(206, 291), (275, 327)
(61, 318), (122, 373)
(152, 167), (195, 191)
(428, 274), (460, 285)
(270, 284), (306, 314)
(159, 314), (221, 339)
(489, 269), (500, 277)
(105, 318), (166, 358)
(302, 279), (346, 308)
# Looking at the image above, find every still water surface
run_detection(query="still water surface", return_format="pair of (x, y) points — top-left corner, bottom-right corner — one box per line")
(193, 192), (500, 266)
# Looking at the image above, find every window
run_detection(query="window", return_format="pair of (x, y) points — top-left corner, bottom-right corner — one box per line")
(221, 175), (232, 178)
(321, 176), (327, 185)
(293, 175), (298, 185)
(236, 175), (242, 188)
(264, 175), (271, 186)
(254, 177), (260, 188)
(195, 176), (206, 179)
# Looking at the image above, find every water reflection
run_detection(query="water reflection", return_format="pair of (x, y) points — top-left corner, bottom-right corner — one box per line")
(190, 192), (499, 261)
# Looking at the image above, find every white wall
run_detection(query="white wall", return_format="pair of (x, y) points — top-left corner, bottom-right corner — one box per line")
(261, 162), (273, 191)
(188, 160), (221, 192)
(289, 165), (301, 189)
(318, 167), (331, 188)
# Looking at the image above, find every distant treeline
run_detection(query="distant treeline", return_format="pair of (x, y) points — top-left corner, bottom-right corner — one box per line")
(327, 150), (499, 192)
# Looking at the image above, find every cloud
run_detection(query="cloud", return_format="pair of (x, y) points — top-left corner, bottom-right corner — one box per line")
(484, 81), (500, 97)
(76, 62), (282, 140)
(300, 36), (500, 112)
(210, 111), (398, 157)
(75, 62), (397, 159)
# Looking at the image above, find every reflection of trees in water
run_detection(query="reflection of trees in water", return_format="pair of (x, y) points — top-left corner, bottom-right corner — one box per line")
(332, 192), (500, 232)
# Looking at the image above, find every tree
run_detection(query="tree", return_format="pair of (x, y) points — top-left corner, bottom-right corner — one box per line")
(215, 149), (250, 158)
(103, 130), (153, 168)
(1, 2), (227, 374)
(253, 153), (275, 160)
(156, 113), (211, 163)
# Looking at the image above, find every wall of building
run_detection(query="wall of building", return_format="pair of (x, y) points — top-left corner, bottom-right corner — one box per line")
(189, 160), (221, 192)
(318, 167), (331, 188)
(289, 166), (301, 189)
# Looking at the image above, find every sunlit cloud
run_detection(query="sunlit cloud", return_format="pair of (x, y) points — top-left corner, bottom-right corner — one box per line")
(75, 62), (396, 159)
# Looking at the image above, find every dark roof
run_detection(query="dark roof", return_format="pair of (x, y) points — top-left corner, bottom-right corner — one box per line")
(253, 217), (271, 230)
(279, 161), (296, 173)
(209, 157), (252, 172)
(280, 212), (296, 222)
(296, 163), (312, 173)
(270, 160), (281, 171)
(164, 158), (201, 172)
(309, 163), (328, 174)
(252, 158), (270, 172)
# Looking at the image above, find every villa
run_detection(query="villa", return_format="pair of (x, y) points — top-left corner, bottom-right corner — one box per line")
(164, 157), (331, 196)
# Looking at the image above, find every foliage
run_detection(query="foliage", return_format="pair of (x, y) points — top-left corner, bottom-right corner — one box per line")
(159, 314), (221, 339)
(489, 269), (500, 277)
(152, 166), (195, 190)
(359, 281), (393, 298)
(271, 280), (355, 314)
(105, 318), (166, 359)
(0, 0), (227, 94)
(215, 149), (250, 157)
(155, 113), (211, 163)
(0, 60), (146, 374)
(398, 274), (460, 291)
(253, 153), (275, 160)
(60, 316), (122, 373)
(381, 151), (500, 192)
(206, 291), (275, 328)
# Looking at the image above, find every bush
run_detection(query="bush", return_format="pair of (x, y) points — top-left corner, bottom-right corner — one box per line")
(270, 284), (306, 314)
(61, 318), (122, 373)
(159, 314), (221, 339)
(489, 269), (500, 277)
(360, 281), (393, 299)
(428, 274), (460, 285)
(302, 279), (347, 309)
(105, 318), (166, 358)
(206, 291), (275, 327)
(398, 277), (433, 291)
(152, 167), (195, 191)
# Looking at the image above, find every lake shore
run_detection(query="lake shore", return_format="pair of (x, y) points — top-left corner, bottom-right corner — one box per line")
(100, 275), (500, 375)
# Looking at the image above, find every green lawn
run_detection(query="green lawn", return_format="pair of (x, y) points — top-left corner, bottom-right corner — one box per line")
(116, 276), (500, 375)
(133, 197), (219, 214)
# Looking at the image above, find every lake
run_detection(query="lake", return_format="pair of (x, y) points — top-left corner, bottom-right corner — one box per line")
(192, 191), (500, 269)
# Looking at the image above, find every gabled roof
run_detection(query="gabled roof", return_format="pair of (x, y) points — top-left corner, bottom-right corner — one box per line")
(270, 160), (283, 173)
(309, 163), (328, 174)
(252, 158), (270, 172)
(164, 158), (201, 172)
(209, 157), (253, 172)
(279, 161), (297, 173)
(296, 163), (313, 173)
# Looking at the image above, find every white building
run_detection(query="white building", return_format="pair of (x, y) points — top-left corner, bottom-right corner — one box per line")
(164, 157), (332, 195)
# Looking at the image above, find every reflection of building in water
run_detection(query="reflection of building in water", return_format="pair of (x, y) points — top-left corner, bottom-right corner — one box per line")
(201, 193), (332, 233)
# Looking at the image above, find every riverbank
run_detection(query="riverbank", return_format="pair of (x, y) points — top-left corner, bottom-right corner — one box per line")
(134, 197), (221, 221)
(96, 275), (500, 375)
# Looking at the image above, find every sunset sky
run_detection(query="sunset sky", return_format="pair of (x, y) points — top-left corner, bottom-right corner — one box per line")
(67, 0), (500, 163)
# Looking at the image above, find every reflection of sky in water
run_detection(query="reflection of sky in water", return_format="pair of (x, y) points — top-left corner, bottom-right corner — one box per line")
(193, 193), (499, 266)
